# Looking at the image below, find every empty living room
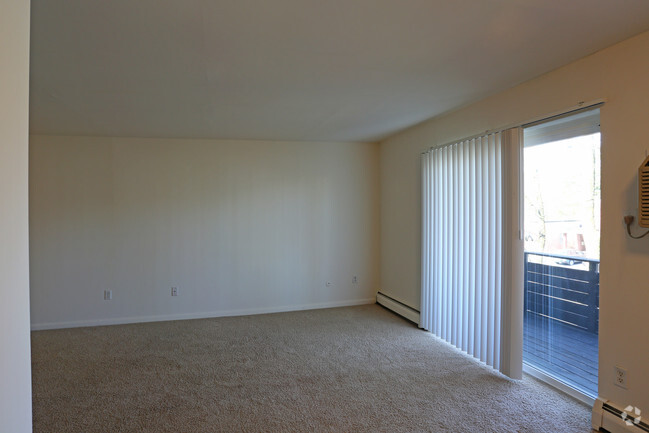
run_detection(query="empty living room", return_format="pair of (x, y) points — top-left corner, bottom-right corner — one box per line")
(3, 1), (649, 432)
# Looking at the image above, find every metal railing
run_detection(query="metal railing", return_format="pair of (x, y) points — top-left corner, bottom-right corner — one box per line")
(524, 251), (599, 334)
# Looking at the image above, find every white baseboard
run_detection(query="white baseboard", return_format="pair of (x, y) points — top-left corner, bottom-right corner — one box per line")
(592, 398), (649, 432)
(31, 298), (376, 330)
(376, 292), (420, 325)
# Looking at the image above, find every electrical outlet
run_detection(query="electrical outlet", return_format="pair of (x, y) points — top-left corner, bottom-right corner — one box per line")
(615, 366), (627, 389)
(104, 290), (112, 301)
(171, 287), (178, 297)
(352, 276), (358, 284)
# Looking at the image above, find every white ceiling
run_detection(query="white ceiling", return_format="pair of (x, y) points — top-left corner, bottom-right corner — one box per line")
(29, 0), (649, 143)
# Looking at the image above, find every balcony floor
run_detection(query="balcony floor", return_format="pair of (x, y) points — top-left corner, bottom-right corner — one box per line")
(523, 313), (598, 398)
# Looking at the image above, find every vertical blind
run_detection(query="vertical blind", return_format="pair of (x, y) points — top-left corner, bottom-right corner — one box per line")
(421, 132), (504, 372)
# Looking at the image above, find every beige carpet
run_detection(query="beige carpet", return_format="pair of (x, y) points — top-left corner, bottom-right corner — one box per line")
(31, 304), (592, 432)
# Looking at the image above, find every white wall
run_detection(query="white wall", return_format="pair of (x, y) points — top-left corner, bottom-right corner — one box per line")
(0, 0), (32, 432)
(380, 32), (649, 412)
(30, 136), (379, 329)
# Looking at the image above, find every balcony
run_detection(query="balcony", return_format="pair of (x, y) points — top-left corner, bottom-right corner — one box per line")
(523, 251), (599, 398)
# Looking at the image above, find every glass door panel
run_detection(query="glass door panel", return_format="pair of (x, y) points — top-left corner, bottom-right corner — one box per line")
(523, 109), (600, 399)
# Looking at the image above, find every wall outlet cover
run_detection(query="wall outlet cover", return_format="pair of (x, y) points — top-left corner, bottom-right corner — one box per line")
(614, 366), (627, 389)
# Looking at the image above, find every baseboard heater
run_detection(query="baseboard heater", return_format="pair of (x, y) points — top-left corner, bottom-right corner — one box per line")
(593, 398), (649, 432)
(376, 292), (420, 325)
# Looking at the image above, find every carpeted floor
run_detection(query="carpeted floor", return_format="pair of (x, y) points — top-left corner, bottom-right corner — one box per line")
(31, 304), (593, 432)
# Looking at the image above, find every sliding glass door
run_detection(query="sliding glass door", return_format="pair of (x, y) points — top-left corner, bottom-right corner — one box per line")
(522, 109), (600, 400)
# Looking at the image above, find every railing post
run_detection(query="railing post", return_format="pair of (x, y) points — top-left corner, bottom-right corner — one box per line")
(523, 252), (529, 314)
(586, 261), (599, 334)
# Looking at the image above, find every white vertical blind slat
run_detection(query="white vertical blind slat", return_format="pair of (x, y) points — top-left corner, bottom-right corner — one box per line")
(449, 146), (462, 347)
(494, 133), (503, 371)
(443, 146), (450, 340)
(468, 139), (476, 355)
(421, 131), (505, 373)
(487, 133), (496, 367)
(436, 148), (443, 335)
(460, 145), (471, 352)
(481, 136), (489, 364)
(421, 154), (430, 329)
(473, 140), (484, 358)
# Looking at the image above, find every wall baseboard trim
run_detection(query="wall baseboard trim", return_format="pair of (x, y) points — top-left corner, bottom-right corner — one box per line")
(31, 298), (376, 331)
(376, 292), (420, 325)
(592, 398), (649, 433)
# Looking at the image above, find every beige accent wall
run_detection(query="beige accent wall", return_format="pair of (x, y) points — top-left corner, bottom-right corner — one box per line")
(30, 136), (379, 328)
(0, 0), (32, 431)
(380, 31), (649, 410)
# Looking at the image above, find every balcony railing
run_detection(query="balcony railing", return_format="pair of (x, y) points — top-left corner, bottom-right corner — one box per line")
(523, 251), (599, 397)
(524, 251), (599, 334)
